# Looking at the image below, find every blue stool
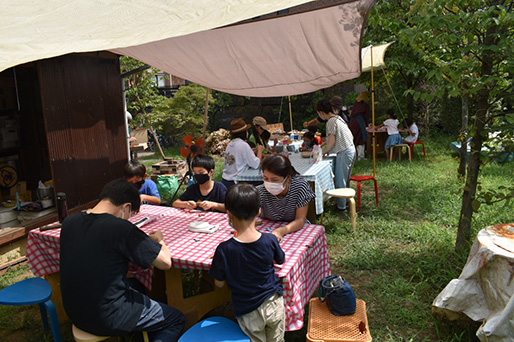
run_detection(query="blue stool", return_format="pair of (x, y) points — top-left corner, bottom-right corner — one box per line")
(0, 277), (61, 342)
(178, 316), (249, 342)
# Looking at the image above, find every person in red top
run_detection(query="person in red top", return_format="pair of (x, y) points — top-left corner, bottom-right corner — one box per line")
(307, 125), (322, 145)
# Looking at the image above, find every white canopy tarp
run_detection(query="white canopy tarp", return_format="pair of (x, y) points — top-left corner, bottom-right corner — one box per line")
(361, 42), (394, 72)
(112, 0), (375, 97)
(0, 0), (315, 73)
(1, 0), (376, 98)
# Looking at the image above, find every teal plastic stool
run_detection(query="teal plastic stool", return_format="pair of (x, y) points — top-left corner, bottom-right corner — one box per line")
(178, 316), (249, 342)
(0, 277), (61, 342)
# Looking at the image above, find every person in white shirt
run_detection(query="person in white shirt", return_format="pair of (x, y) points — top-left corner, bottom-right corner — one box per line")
(222, 118), (263, 188)
(401, 118), (419, 144)
(375, 109), (402, 161)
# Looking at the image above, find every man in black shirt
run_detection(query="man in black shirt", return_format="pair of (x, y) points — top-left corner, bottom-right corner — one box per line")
(60, 179), (184, 341)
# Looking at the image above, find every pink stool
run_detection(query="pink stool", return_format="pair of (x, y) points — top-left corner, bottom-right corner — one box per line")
(350, 175), (379, 211)
(407, 141), (426, 159)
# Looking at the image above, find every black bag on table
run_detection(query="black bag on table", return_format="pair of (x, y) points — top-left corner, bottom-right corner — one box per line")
(318, 274), (356, 316)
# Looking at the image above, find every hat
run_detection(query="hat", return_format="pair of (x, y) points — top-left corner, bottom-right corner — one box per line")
(230, 118), (252, 134)
(252, 116), (269, 130)
(329, 96), (344, 110)
(356, 91), (370, 102)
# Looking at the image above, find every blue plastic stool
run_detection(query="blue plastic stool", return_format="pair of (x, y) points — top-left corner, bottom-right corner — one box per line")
(178, 316), (250, 342)
(0, 277), (61, 342)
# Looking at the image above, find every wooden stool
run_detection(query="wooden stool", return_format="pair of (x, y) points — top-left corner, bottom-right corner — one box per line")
(72, 325), (149, 342)
(390, 144), (411, 162)
(321, 188), (357, 232)
(407, 140), (426, 159)
(306, 298), (372, 342)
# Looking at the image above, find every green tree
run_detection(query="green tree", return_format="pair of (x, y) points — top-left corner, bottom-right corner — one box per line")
(151, 84), (215, 142)
(120, 56), (165, 128)
(403, 0), (514, 252)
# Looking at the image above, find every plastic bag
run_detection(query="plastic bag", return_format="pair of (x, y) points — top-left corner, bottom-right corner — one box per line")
(156, 175), (178, 204)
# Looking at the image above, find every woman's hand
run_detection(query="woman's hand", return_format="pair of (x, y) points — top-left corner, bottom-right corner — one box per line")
(271, 227), (286, 242)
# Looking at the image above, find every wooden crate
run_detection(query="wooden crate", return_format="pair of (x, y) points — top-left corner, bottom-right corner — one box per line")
(151, 160), (187, 180)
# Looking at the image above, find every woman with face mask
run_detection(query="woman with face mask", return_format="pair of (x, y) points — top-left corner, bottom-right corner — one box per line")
(257, 154), (315, 242)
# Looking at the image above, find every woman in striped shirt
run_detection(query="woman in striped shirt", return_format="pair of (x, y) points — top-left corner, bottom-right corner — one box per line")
(316, 99), (356, 211)
(257, 154), (315, 242)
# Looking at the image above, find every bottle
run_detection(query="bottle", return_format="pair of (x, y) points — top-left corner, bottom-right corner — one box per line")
(57, 192), (68, 223)
(276, 140), (283, 154)
(317, 145), (323, 163)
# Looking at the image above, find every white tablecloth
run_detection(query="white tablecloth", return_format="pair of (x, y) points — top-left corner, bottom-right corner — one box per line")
(432, 224), (514, 342)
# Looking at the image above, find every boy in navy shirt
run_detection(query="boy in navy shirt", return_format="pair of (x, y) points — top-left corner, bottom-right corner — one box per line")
(172, 154), (226, 212)
(209, 184), (285, 342)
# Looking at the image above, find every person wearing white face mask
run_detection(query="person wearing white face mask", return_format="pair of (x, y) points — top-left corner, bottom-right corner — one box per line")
(256, 154), (315, 242)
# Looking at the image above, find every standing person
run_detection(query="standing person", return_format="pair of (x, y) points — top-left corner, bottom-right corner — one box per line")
(316, 99), (355, 211)
(60, 179), (185, 341)
(123, 161), (161, 205)
(401, 118), (419, 144)
(303, 96), (348, 127)
(349, 91), (370, 160)
(376, 109), (402, 161)
(222, 118), (263, 188)
(257, 154), (315, 242)
(172, 154), (227, 212)
(209, 184), (286, 342)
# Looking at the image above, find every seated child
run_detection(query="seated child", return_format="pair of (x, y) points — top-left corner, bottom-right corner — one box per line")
(375, 109), (402, 161)
(123, 161), (161, 205)
(299, 131), (318, 152)
(401, 118), (419, 144)
(209, 184), (285, 342)
(172, 154), (226, 212)
(307, 125), (322, 146)
(320, 132), (327, 146)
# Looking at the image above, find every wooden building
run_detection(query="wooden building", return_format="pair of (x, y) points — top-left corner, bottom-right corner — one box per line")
(0, 52), (128, 265)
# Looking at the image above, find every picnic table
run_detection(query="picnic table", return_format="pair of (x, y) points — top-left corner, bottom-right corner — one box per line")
(27, 205), (330, 330)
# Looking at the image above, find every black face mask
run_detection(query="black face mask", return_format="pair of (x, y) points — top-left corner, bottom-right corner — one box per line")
(193, 173), (210, 185)
(134, 179), (145, 190)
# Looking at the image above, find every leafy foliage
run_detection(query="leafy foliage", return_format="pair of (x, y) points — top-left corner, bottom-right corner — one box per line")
(120, 56), (166, 129)
(151, 84), (215, 141)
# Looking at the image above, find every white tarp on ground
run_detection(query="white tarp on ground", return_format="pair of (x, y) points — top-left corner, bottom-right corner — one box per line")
(0, 0), (315, 73)
(432, 224), (514, 342)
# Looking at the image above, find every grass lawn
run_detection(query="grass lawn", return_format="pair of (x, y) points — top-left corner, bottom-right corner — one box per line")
(1, 135), (512, 341)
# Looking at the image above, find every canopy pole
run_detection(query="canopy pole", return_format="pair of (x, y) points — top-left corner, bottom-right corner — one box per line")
(288, 96), (293, 132)
(202, 88), (210, 146)
(371, 46), (376, 178)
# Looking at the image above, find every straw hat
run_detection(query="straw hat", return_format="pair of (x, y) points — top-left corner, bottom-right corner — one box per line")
(252, 116), (269, 130)
(230, 118), (252, 134)
(356, 91), (370, 102)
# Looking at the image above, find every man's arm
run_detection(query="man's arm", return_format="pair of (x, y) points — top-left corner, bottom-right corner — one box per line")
(148, 231), (171, 270)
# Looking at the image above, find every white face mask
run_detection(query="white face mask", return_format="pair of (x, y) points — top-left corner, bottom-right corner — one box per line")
(264, 177), (288, 196)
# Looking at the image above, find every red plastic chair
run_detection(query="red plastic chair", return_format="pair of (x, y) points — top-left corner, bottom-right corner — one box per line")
(349, 175), (379, 211)
(407, 141), (426, 159)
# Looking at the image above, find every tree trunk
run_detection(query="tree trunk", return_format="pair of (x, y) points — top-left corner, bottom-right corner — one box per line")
(458, 94), (469, 177)
(455, 25), (495, 252)
(406, 75), (415, 119)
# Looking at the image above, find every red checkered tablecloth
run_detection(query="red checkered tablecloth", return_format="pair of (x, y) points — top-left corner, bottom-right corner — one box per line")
(26, 205), (330, 331)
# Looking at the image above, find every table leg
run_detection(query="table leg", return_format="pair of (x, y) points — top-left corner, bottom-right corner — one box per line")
(44, 272), (68, 324)
(165, 268), (231, 329)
